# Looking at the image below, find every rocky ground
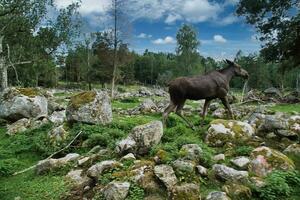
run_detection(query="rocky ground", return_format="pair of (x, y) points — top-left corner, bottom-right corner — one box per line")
(0, 86), (300, 200)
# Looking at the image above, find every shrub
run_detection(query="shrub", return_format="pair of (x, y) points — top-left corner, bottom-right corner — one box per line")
(0, 158), (23, 176)
(235, 145), (254, 156)
(255, 170), (300, 200)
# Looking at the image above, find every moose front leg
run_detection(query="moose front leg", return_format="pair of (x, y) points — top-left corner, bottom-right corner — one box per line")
(220, 97), (234, 119)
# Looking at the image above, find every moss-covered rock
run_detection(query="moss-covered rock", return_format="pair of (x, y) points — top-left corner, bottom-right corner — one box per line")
(248, 146), (295, 177)
(66, 90), (112, 125)
(170, 183), (201, 200)
(205, 120), (254, 147)
(222, 183), (251, 200)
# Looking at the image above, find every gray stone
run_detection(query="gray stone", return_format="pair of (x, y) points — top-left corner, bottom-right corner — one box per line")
(213, 154), (225, 162)
(49, 110), (66, 124)
(154, 164), (178, 190)
(172, 159), (195, 173)
(103, 181), (130, 200)
(87, 160), (121, 178)
(206, 191), (230, 200)
(180, 144), (203, 161)
(65, 169), (92, 188)
(230, 157), (250, 170)
(170, 183), (201, 200)
(6, 118), (30, 135)
(212, 164), (248, 182)
(48, 125), (68, 143)
(116, 121), (163, 155)
(0, 88), (48, 121)
(196, 165), (208, 176)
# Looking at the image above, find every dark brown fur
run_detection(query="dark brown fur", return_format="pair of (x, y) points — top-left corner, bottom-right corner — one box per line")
(163, 59), (249, 128)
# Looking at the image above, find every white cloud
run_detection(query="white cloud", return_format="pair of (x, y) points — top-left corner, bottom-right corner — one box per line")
(55, 0), (110, 14)
(56, 0), (228, 25)
(224, 0), (239, 6)
(213, 35), (227, 43)
(152, 36), (176, 45)
(217, 14), (239, 25)
(137, 33), (152, 39)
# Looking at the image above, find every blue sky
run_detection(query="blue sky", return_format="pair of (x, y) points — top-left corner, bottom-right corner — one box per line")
(55, 0), (262, 60)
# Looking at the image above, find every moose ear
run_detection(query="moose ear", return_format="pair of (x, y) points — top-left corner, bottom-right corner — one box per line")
(226, 59), (234, 65)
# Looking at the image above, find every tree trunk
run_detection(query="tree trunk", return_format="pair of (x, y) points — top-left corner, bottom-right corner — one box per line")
(0, 35), (8, 91)
(111, 0), (118, 99)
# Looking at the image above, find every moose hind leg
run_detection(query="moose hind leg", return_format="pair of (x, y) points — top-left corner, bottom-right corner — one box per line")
(201, 99), (211, 126)
(162, 102), (176, 126)
(220, 97), (234, 119)
(175, 101), (195, 130)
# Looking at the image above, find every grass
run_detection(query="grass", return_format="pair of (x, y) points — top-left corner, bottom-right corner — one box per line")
(270, 103), (300, 113)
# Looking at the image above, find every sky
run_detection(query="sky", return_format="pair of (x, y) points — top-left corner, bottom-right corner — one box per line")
(54, 0), (262, 60)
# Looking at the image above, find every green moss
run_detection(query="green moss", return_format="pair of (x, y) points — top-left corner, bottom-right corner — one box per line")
(270, 104), (300, 114)
(17, 88), (40, 97)
(69, 91), (96, 109)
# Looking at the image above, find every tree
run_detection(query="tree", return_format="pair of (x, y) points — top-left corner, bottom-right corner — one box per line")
(176, 24), (200, 76)
(108, 0), (131, 98)
(237, 0), (300, 67)
(0, 0), (80, 90)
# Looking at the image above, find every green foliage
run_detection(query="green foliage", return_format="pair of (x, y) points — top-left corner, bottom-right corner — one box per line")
(235, 146), (254, 156)
(270, 104), (300, 114)
(254, 170), (300, 200)
(127, 183), (145, 200)
(0, 158), (24, 176)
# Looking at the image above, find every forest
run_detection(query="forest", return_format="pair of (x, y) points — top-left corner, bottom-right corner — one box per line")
(1, 0), (300, 200)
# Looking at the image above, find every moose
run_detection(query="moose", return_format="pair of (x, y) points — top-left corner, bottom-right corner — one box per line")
(162, 59), (249, 129)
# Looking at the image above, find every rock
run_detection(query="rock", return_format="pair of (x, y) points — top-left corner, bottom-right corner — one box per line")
(139, 87), (152, 96)
(0, 88), (48, 121)
(230, 157), (250, 170)
(154, 89), (167, 97)
(264, 87), (282, 97)
(258, 115), (288, 133)
(206, 191), (230, 200)
(276, 129), (298, 140)
(130, 161), (160, 193)
(48, 100), (65, 114)
(209, 103), (220, 112)
(250, 177), (266, 188)
(213, 154), (225, 162)
(102, 181), (130, 200)
(154, 164), (178, 190)
(65, 169), (92, 188)
(212, 164), (248, 182)
(48, 125), (68, 143)
(180, 144), (203, 162)
(172, 159), (195, 173)
(170, 183), (201, 200)
(6, 118), (30, 135)
(248, 146), (295, 177)
(66, 91), (112, 125)
(115, 137), (136, 155)
(49, 110), (66, 124)
(283, 143), (300, 158)
(196, 165), (208, 176)
(138, 98), (158, 113)
(212, 108), (226, 118)
(205, 119), (254, 147)
(87, 160), (121, 179)
(120, 153), (136, 162)
(222, 183), (251, 199)
(77, 157), (90, 166)
(116, 121), (163, 155)
(36, 153), (80, 174)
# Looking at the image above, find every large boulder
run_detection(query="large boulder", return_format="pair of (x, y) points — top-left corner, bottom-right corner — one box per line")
(0, 88), (48, 122)
(49, 110), (66, 124)
(102, 181), (130, 200)
(66, 91), (112, 125)
(248, 146), (295, 177)
(65, 169), (92, 188)
(212, 164), (248, 182)
(205, 119), (254, 147)
(230, 157), (250, 170)
(116, 121), (163, 155)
